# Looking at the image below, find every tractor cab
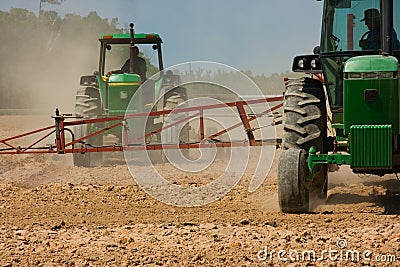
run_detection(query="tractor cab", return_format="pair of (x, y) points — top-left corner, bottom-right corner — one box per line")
(294, 0), (400, 110)
(78, 31), (164, 116)
(97, 31), (164, 116)
(319, 0), (400, 110)
(73, 24), (188, 167)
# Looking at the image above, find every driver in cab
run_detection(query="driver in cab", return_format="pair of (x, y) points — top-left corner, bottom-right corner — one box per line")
(359, 8), (400, 50)
(108, 46), (147, 82)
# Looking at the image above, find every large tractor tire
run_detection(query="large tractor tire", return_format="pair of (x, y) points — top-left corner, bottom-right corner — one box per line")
(279, 77), (328, 212)
(278, 148), (309, 213)
(73, 86), (103, 167)
(146, 87), (189, 164)
(164, 88), (190, 160)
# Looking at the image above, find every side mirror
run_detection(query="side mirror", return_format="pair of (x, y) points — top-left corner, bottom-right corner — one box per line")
(152, 44), (158, 50)
(106, 45), (112, 51)
(313, 46), (320, 55)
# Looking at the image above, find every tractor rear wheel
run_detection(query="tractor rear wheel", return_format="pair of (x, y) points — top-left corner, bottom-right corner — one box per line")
(279, 77), (328, 212)
(73, 87), (103, 167)
(146, 87), (189, 164)
(278, 148), (309, 213)
(164, 88), (190, 160)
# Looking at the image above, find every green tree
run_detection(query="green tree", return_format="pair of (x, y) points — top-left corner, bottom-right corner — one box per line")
(39, 0), (65, 16)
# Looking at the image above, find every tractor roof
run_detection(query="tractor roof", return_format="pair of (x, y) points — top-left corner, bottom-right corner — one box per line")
(99, 33), (163, 45)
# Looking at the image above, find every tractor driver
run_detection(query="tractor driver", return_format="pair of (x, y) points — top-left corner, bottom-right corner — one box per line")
(359, 8), (400, 50)
(108, 46), (147, 82)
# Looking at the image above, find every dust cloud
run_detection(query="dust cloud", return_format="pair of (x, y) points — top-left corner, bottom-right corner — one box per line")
(1, 17), (100, 124)
(0, 14), (104, 158)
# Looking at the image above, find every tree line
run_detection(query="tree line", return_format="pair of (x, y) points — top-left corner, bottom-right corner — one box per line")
(0, 8), (120, 111)
(0, 8), (292, 112)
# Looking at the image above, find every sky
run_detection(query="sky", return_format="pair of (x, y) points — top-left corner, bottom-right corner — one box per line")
(0, 0), (323, 76)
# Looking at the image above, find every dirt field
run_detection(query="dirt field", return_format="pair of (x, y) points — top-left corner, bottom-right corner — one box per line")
(0, 116), (399, 266)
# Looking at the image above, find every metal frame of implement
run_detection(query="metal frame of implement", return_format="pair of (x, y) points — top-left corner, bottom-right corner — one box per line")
(0, 97), (283, 155)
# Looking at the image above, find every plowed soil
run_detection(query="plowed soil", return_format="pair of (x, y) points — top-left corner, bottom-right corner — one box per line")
(0, 116), (399, 266)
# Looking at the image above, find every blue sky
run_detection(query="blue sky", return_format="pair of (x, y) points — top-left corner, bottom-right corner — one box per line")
(0, 0), (323, 76)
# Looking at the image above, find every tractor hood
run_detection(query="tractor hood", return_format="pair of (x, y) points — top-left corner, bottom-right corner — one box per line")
(344, 55), (398, 73)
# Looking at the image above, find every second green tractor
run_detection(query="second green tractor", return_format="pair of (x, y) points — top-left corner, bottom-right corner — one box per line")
(73, 24), (187, 167)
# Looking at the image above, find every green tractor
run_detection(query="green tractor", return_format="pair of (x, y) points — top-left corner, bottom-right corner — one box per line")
(279, 0), (400, 213)
(73, 24), (187, 167)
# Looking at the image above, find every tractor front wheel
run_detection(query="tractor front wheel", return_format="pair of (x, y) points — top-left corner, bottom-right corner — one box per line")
(279, 77), (328, 212)
(278, 148), (309, 213)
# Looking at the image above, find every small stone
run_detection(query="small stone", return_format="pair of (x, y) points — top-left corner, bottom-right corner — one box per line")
(263, 220), (277, 227)
(182, 222), (198, 226)
(322, 211), (333, 214)
(317, 236), (329, 242)
(240, 218), (250, 225)
(192, 252), (202, 262)
(102, 230), (110, 236)
(88, 256), (99, 261)
(14, 230), (27, 236)
(212, 234), (222, 242)
(203, 223), (217, 230)
(106, 185), (114, 191)
(51, 221), (65, 231)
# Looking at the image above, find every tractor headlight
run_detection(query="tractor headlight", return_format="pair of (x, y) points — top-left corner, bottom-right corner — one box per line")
(292, 55), (322, 72)
(80, 75), (98, 86)
(298, 59), (305, 69)
(310, 59), (318, 69)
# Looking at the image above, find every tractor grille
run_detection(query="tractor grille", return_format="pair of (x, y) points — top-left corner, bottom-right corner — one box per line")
(350, 125), (392, 169)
